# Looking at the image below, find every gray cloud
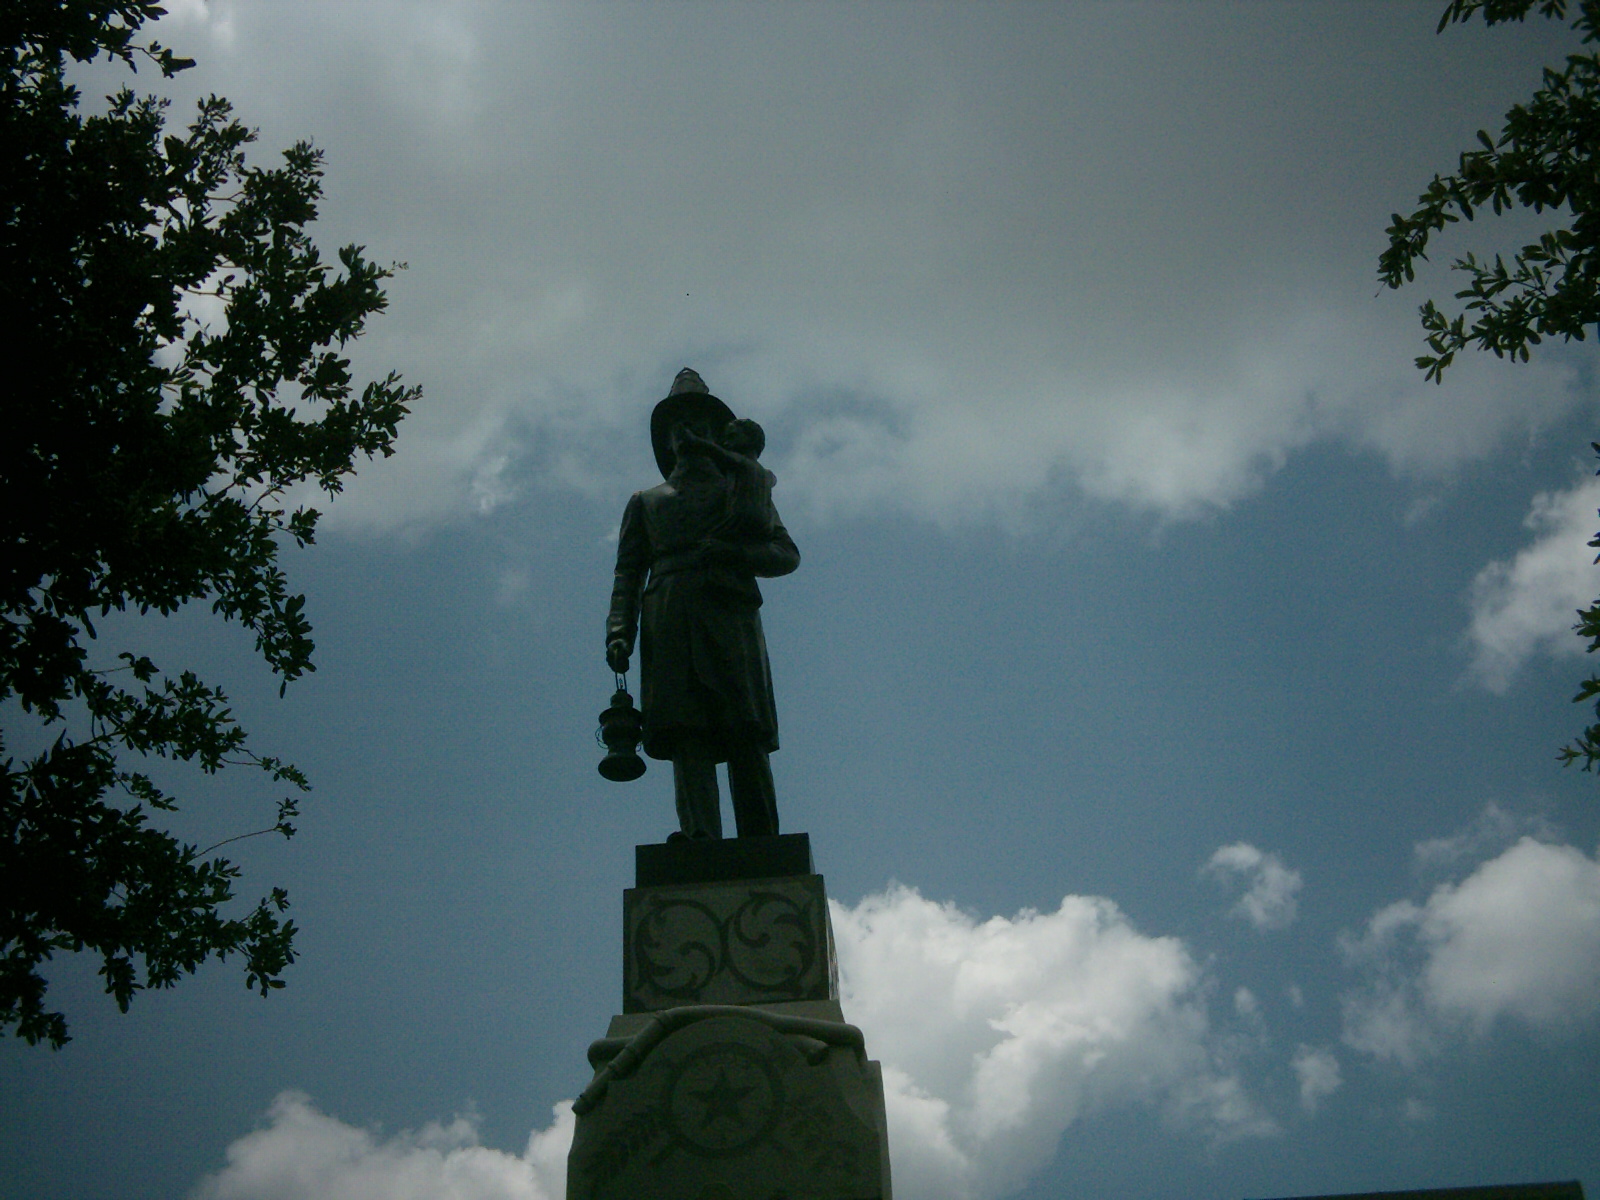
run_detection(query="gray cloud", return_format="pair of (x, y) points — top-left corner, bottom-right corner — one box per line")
(114, 2), (1597, 535)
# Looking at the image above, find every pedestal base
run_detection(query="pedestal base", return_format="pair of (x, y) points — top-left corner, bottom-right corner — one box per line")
(566, 835), (892, 1200)
(568, 1003), (890, 1200)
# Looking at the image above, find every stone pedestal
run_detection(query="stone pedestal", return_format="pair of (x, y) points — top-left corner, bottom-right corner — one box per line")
(567, 834), (892, 1200)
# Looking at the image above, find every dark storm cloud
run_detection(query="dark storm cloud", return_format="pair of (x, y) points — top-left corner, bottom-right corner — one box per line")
(135, 1), (1595, 531)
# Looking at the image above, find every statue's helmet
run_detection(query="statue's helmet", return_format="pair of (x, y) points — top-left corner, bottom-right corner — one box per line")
(650, 368), (736, 477)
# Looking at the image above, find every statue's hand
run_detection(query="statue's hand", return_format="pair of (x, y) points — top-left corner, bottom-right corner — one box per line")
(606, 639), (630, 675)
(675, 424), (715, 448)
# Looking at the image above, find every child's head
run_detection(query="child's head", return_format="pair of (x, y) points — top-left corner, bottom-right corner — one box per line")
(720, 417), (766, 458)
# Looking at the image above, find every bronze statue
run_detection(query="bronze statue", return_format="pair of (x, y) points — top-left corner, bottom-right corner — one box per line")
(606, 369), (800, 840)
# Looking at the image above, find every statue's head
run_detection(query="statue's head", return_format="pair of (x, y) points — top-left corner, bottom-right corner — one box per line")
(651, 368), (735, 477)
(720, 417), (765, 459)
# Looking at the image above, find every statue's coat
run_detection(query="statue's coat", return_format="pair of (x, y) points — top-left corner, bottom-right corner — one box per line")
(608, 471), (799, 761)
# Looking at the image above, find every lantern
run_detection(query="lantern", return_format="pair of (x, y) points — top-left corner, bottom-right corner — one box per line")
(596, 685), (646, 782)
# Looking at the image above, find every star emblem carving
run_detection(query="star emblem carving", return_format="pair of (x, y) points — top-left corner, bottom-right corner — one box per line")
(690, 1068), (755, 1127)
(666, 1038), (784, 1156)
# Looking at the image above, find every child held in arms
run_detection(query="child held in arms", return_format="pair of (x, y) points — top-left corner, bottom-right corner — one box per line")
(680, 416), (778, 542)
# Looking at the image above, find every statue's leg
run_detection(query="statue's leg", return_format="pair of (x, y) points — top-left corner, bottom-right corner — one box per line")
(672, 736), (722, 839)
(726, 745), (778, 838)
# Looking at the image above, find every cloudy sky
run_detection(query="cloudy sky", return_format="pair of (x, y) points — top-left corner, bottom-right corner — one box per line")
(6, 2), (1600, 1198)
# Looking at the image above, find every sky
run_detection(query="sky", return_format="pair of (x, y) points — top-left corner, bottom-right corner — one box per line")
(4, 2), (1600, 1198)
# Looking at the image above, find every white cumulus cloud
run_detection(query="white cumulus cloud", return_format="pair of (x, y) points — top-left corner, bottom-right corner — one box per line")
(193, 1092), (573, 1200)
(1341, 837), (1600, 1067)
(197, 883), (1282, 1200)
(1467, 477), (1600, 692)
(1203, 843), (1303, 932)
(1289, 1045), (1342, 1115)
(831, 884), (1275, 1200)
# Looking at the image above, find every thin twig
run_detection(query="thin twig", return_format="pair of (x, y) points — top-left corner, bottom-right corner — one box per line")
(195, 825), (284, 858)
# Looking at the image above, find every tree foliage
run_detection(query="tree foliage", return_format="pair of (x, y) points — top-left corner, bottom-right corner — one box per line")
(1381, 0), (1600, 771)
(1380, 0), (1600, 380)
(1, 2), (417, 1047)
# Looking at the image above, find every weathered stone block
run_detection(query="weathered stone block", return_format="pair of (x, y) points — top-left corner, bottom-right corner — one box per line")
(568, 1008), (890, 1200)
(624, 874), (838, 1013)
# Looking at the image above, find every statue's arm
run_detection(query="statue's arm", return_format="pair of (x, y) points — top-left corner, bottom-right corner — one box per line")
(744, 514), (799, 578)
(607, 494), (649, 668)
(676, 424), (742, 468)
